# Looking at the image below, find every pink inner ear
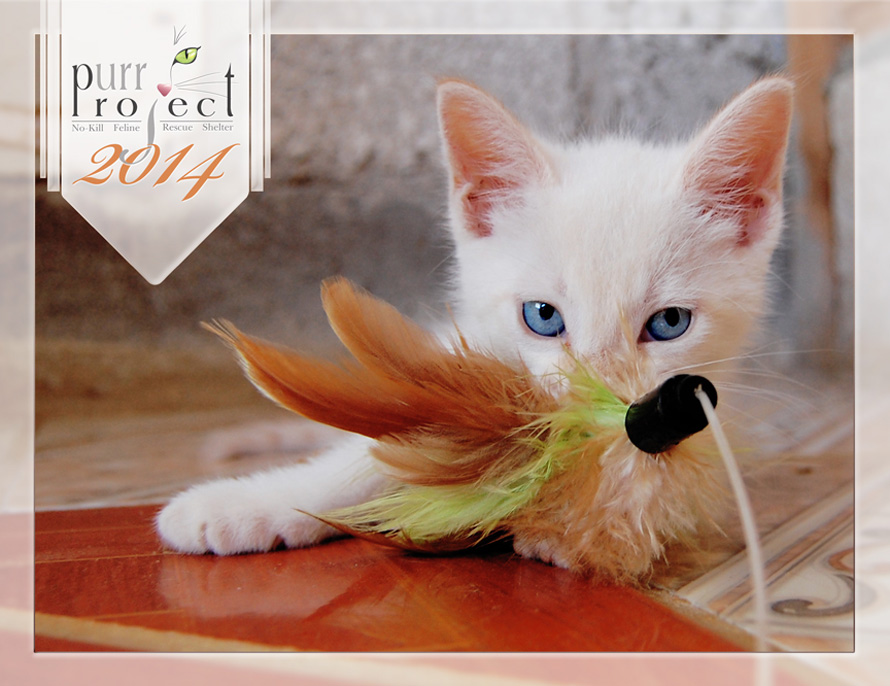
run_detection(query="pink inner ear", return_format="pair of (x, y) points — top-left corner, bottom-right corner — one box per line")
(438, 80), (551, 238)
(691, 166), (779, 246)
(460, 178), (504, 238)
(684, 79), (792, 246)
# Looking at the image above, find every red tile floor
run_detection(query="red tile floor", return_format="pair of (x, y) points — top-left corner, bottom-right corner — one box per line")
(33, 504), (744, 652)
(30, 341), (856, 655)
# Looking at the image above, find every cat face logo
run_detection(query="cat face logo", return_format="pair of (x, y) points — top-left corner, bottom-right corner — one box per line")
(158, 45), (200, 96)
(156, 26), (215, 99)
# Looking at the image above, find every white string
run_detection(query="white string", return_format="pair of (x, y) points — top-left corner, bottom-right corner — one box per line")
(695, 386), (770, 652)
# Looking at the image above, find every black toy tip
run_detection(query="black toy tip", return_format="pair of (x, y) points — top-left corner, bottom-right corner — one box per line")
(624, 374), (718, 455)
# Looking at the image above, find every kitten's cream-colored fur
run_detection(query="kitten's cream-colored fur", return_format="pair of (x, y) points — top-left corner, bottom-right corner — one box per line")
(157, 77), (792, 575)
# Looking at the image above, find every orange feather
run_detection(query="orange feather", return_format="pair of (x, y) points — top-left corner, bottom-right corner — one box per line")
(205, 277), (558, 485)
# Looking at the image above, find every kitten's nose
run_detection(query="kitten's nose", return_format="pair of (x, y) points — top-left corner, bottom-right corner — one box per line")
(624, 375), (718, 454)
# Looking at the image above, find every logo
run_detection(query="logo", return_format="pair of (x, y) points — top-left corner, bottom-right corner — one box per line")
(53, 0), (260, 284)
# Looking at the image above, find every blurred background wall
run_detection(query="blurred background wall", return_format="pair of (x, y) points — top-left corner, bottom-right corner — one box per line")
(35, 33), (854, 371)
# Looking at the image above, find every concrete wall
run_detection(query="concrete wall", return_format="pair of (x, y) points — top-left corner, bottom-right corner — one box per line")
(36, 34), (851, 367)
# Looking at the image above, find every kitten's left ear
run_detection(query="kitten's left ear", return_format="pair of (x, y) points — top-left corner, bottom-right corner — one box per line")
(683, 77), (793, 247)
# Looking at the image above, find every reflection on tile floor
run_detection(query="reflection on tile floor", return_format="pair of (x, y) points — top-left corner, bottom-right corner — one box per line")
(33, 505), (744, 652)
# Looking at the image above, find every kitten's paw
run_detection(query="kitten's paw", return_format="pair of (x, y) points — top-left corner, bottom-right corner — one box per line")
(156, 479), (334, 555)
(512, 533), (573, 570)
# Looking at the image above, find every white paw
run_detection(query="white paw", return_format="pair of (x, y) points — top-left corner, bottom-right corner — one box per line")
(156, 478), (335, 555)
(512, 533), (572, 570)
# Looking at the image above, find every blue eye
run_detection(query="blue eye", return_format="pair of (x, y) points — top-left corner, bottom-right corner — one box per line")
(522, 301), (566, 337)
(644, 307), (692, 341)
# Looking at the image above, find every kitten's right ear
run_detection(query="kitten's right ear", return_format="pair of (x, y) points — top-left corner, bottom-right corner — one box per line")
(438, 79), (553, 238)
(683, 77), (793, 248)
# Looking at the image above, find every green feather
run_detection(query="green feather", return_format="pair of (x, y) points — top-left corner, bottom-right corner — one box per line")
(318, 364), (629, 551)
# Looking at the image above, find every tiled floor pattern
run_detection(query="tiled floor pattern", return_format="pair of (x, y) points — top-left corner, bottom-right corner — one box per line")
(679, 483), (854, 651)
(32, 350), (856, 653)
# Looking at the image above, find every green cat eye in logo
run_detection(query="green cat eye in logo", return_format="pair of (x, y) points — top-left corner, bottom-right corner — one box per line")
(174, 47), (200, 65)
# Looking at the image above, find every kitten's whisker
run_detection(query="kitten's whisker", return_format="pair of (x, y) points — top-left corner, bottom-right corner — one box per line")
(426, 252), (455, 281)
(765, 263), (794, 293)
(671, 356), (756, 374)
(722, 369), (826, 396)
(712, 399), (803, 445)
(717, 381), (818, 412)
(666, 256), (760, 282)
(674, 347), (833, 375)
(722, 297), (759, 317)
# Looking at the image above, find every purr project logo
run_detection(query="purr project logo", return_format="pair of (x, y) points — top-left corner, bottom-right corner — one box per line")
(71, 32), (237, 139)
(51, 0), (262, 284)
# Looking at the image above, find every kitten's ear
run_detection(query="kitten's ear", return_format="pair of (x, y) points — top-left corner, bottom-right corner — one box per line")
(438, 79), (553, 238)
(683, 78), (793, 247)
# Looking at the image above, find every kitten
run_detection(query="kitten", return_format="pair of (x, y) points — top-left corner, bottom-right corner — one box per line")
(157, 77), (792, 577)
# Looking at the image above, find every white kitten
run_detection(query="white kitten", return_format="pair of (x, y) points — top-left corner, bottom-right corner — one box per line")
(157, 77), (792, 571)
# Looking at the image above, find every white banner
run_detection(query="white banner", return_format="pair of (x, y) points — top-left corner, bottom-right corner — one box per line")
(54, 0), (256, 284)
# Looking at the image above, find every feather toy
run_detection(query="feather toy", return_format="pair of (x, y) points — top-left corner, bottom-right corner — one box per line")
(205, 278), (723, 580)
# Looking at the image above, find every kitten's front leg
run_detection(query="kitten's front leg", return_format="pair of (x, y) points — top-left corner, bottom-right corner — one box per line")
(156, 435), (388, 555)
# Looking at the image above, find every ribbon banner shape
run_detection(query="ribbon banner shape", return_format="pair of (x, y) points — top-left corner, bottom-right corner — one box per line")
(50, 0), (259, 284)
